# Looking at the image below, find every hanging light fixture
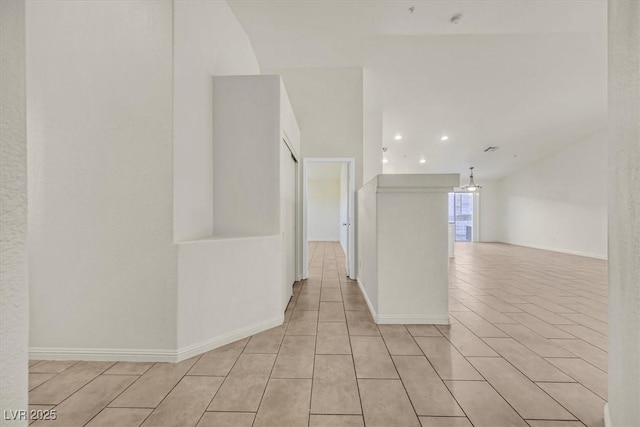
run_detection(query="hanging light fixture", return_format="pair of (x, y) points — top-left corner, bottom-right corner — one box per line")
(461, 167), (481, 192)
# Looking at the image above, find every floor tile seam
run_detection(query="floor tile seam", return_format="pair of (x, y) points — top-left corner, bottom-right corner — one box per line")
(101, 372), (148, 377)
(448, 274), (585, 423)
(380, 328), (437, 424)
(544, 342), (609, 374)
(407, 326), (485, 421)
(189, 338), (249, 378)
(466, 334), (588, 422)
(542, 356), (609, 384)
(192, 373), (227, 427)
(500, 313), (583, 340)
(462, 319), (583, 361)
(546, 337), (607, 345)
(80, 367), (150, 426)
(252, 323), (288, 422)
(30, 360), (80, 377)
(27, 373), (59, 393)
(128, 354), (204, 423)
(476, 328), (583, 376)
(343, 290), (366, 421)
(556, 320), (609, 338)
(512, 303), (583, 326)
(436, 321), (503, 358)
(209, 339), (259, 413)
(304, 301), (322, 423)
(31, 361), (117, 408)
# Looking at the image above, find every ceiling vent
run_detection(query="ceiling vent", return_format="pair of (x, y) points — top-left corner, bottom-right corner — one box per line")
(484, 146), (500, 152)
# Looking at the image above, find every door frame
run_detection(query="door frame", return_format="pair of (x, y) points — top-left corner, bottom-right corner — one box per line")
(302, 157), (356, 280)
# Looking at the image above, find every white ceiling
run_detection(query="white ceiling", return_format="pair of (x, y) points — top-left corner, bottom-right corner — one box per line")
(229, 0), (607, 180)
(308, 162), (344, 181)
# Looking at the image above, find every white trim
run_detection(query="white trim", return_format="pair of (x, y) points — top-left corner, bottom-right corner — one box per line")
(500, 242), (608, 260)
(28, 347), (178, 363)
(356, 278), (449, 325)
(176, 314), (284, 361)
(376, 315), (450, 325)
(302, 157), (356, 280)
(604, 403), (611, 427)
(377, 186), (454, 193)
(357, 277), (378, 322)
(29, 315), (284, 363)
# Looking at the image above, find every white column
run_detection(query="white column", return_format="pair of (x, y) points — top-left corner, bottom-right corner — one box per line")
(358, 174), (459, 324)
(607, 2), (640, 426)
(1, 0), (28, 421)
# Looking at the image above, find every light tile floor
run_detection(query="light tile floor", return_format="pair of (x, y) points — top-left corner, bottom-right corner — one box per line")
(28, 242), (608, 427)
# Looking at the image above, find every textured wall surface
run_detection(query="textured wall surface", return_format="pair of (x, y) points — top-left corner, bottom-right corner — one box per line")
(173, 0), (261, 241)
(607, 1), (640, 425)
(27, 0), (177, 352)
(1, 0), (28, 421)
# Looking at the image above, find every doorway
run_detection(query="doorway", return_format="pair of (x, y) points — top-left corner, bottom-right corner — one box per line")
(449, 192), (474, 242)
(302, 158), (356, 280)
(281, 138), (298, 309)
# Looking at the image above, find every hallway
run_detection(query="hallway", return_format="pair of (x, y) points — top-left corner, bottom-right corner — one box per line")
(27, 242), (607, 427)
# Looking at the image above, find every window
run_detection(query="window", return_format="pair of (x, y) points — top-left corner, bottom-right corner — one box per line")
(448, 192), (474, 242)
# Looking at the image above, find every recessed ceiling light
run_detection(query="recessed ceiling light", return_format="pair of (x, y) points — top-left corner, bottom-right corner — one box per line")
(394, 135), (402, 141)
(382, 158), (389, 164)
(419, 159), (426, 164)
(440, 135), (449, 141)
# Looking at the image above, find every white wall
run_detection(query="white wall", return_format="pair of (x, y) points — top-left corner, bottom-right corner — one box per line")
(176, 236), (283, 356)
(607, 2), (640, 425)
(477, 180), (501, 242)
(339, 163), (349, 254)
(27, 1), (177, 353)
(1, 0), (28, 419)
(308, 180), (341, 241)
(174, 9), (298, 359)
(357, 178), (378, 311)
(173, 0), (260, 241)
(498, 130), (607, 258)
(363, 69), (383, 184)
(266, 67), (364, 189)
(212, 76), (281, 237)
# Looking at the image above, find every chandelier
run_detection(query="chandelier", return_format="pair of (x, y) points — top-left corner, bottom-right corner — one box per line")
(461, 167), (481, 192)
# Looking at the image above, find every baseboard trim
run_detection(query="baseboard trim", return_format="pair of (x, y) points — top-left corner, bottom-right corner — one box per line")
(499, 242), (607, 260)
(376, 314), (450, 325)
(356, 277), (378, 322)
(29, 314), (285, 363)
(176, 314), (284, 361)
(356, 278), (450, 325)
(604, 403), (611, 427)
(28, 347), (177, 363)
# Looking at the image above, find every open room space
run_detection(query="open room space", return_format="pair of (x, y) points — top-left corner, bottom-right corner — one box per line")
(24, 242), (609, 426)
(2, 1), (638, 426)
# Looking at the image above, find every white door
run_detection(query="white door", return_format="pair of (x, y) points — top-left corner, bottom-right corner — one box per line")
(281, 140), (297, 309)
(339, 163), (350, 276)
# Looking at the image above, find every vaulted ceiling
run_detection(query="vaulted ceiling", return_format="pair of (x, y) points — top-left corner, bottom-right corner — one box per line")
(229, 0), (607, 180)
